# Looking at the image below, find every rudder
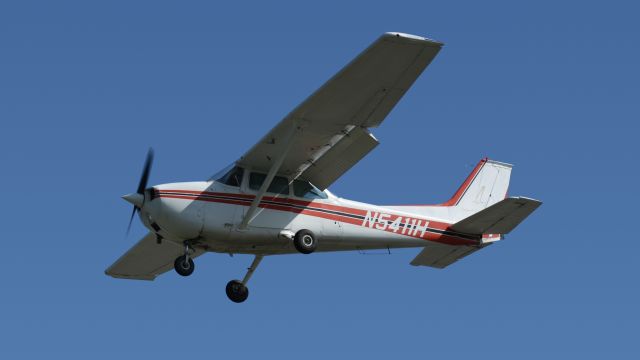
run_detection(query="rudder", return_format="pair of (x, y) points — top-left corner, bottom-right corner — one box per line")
(443, 158), (512, 219)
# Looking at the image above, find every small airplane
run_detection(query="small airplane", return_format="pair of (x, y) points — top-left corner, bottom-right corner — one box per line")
(106, 32), (541, 303)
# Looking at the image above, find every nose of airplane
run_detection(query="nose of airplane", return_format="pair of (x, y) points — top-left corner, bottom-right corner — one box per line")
(122, 192), (144, 208)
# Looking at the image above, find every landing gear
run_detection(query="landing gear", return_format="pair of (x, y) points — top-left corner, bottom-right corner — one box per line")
(174, 243), (195, 276)
(226, 280), (249, 303)
(174, 255), (194, 276)
(294, 229), (317, 254)
(225, 255), (263, 303)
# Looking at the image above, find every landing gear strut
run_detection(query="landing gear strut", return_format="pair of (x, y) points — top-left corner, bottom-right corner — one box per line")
(174, 243), (195, 277)
(226, 255), (263, 303)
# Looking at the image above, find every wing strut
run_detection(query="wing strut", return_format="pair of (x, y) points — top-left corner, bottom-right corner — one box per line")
(238, 124), (298, 230)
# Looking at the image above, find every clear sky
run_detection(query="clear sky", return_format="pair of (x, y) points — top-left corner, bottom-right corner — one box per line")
(1, 1), (638, 358)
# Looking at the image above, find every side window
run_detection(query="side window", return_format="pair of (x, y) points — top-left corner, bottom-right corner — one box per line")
(217, 166), (244, 187)
(293, 180), (328, 200)
(249, 173), (289, 195)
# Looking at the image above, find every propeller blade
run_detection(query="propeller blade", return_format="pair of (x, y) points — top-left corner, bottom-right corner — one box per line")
(136, 148), (154, 195)
(126, 147), (154, 236)
(126, 207), (138, 235)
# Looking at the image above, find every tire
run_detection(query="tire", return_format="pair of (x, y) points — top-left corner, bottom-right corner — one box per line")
(174, 255), (195, 277)
(226, 280), (249, 303)
(294, 229), (317, 254)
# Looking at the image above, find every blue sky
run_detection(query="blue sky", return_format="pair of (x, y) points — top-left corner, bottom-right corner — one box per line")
(1, 1), (638, 358)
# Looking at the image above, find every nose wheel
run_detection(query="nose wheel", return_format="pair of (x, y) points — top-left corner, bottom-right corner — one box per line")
(174, 243), (195, 276)
(225, 255), (263, 303)
(174, 255), (194, 276)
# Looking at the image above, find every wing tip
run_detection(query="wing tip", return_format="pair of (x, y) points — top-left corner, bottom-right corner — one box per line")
(105, 269), (156, 281)
(383, 32), (444, 46)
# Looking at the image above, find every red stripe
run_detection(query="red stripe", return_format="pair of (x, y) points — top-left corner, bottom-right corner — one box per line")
(159, 189), (370, 216)
(158, 190), (455, 230)
(157, 192), (478, 246)
(437, 158), (487, 206)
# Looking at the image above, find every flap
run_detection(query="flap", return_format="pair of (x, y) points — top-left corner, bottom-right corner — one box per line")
(105, 233), (205, 281)
(450, 197), (542, 235)
(299, 126), (379, 189)
(410, 242), (484, 269)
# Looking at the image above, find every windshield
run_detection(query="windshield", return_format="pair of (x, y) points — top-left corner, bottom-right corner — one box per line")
(210, 163), (244, 187)
(209, 163), (235, 181)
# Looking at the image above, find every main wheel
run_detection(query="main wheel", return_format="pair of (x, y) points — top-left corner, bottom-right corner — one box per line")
(294, 229), (317, 254)
(226, 280), (249, 303)
(174, 255), (195, 277)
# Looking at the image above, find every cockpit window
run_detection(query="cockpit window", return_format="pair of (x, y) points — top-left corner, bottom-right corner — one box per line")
(216, 166), (244, 187)
(249, 173), (289, 195)
(293, 180), (328, 200)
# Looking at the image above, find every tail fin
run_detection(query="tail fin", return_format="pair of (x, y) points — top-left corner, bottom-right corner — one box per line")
(443, 158), (513, 220)
(384, 158), (522, 224)
(409, 161), (541, 269)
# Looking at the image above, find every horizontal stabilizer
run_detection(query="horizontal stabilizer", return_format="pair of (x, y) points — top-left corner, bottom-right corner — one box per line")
(450, 197), (542, 235)
(410, 242), (484, 268)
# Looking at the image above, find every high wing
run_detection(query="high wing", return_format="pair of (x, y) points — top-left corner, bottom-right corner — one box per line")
(105, 233), (205, 281)
(238, 32), (443, 190)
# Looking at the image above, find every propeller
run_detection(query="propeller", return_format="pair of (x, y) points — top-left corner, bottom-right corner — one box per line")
(124, 148), (154, 235)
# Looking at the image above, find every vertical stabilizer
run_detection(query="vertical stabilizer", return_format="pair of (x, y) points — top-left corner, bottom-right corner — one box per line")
(384, 158), (515, 223)
(442, 159), (512, 220)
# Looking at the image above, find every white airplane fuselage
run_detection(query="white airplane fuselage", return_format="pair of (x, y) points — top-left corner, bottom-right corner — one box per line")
(137, 180), (482, 256)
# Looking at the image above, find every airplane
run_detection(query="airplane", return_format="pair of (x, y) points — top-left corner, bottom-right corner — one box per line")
(106, 32), (542, 303)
